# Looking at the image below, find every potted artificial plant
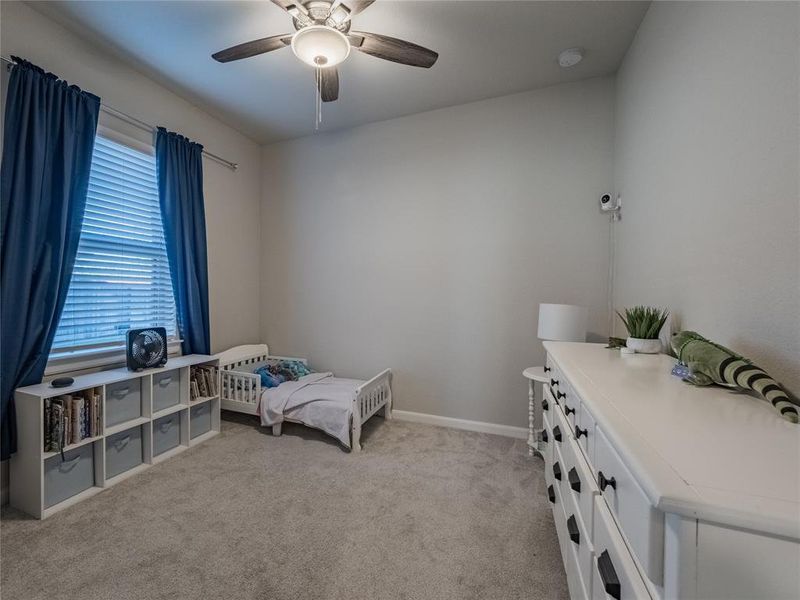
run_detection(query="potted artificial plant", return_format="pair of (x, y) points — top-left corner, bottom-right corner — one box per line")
(617, 306), (669, 354)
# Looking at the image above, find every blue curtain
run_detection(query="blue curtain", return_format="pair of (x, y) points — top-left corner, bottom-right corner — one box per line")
(155, 127), (210, 355)
(0, 57), (100, 459)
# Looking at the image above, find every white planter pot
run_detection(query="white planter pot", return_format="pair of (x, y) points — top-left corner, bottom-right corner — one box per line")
(626, 337), (661, 354)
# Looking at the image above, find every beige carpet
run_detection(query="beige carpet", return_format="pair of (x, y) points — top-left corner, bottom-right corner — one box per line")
(1, 414), (567, 600)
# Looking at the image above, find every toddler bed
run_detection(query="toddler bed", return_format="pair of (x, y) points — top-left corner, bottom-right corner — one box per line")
(216, 345), (392, 451)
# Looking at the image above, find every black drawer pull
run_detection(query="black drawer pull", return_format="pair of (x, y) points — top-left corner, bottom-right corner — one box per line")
(547, 484), (556, 504)
(553, 425), (562, 443)
(541, 398), (549, 411)
(598, 550), (621, 600)
(541, 429), (549, 443)
(575, 425), (588, 439)
(553, 461), (562, 481)
(564, 404), (575, 416)
(544, 366), (551, 373)
(598, 471), (617, 491)
(557, 391), (567, 400)
(567, 515), (580, 545)
(568, 467), (581, 493)
(550, 378), (559, 387)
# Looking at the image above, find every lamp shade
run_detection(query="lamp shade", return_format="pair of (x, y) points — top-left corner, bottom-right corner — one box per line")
(537, 303), (588, 342)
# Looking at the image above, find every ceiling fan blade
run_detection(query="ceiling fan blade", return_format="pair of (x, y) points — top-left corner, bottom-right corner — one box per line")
(326, 0), (375, 26)
(212, 34), (292, 63)
(317, 68), (340, 102)
(346, 33), (364, 48)
(278, 1), (315, 26)
(351, 31), (438, 68)
(343, 0), (376, 15)
(270, 0), (295, 13)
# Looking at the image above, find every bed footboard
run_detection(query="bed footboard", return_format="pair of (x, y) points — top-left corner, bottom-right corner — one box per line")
(351, 369), (393, 452)
(217, 345), (269, 415)
(220, 369), (261, 415)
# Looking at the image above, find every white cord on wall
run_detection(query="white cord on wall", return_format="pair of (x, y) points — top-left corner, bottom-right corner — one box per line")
(607, 197), (620, 337)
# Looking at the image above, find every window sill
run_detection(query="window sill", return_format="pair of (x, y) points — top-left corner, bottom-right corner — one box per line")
(46, 341), (182, 378)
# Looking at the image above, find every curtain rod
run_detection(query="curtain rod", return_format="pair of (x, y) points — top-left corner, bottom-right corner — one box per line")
(1, 55), (238, 171)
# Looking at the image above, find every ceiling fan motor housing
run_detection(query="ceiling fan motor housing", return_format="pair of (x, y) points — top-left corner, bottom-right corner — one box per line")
(292, 1), (351, 32)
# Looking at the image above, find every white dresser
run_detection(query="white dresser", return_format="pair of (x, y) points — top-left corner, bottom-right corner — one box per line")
(542, 342), (800, 600)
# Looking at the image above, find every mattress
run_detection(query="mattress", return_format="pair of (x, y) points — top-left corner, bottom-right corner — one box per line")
(259, 373), (364, 448)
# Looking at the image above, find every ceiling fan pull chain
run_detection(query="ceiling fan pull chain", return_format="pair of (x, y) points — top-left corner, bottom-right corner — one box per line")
(315, 68), (322, 131)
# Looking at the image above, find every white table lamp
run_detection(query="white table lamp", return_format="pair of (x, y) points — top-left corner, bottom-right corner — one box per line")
(537, 303), (588, 342)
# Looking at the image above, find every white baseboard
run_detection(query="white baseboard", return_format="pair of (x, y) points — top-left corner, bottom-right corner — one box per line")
(392, 410), (528, 439)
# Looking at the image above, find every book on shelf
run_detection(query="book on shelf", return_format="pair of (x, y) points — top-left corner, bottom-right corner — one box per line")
(196, 369), (208, 397)
(44, 389), (102, 453)
(189, 366), (218, 401)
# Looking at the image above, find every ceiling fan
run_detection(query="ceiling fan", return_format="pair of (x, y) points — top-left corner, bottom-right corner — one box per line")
(212, 0), (439, 103)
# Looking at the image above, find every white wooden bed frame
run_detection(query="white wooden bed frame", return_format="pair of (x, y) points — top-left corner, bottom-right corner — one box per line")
(215, 344), (392, 452)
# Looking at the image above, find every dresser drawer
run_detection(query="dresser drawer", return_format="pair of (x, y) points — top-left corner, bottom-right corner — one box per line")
(592, 496), (651, 600)
(565, 483), (595, 600)
(552, 481), (579, 598)
(552, 441), (566, 489)
(547, 456), (564, 520)
(545, 360), (562, 404)
(552, 475), (570, 561)
(152, 369), (181, 412)
(105, 379), (142, 427)
(564, 435), (599, 538)
(542, 410), (554, 471)
(552, 395), (571, 449)
(544, 356), (557, 385)
(576, 399), (596, 465)
(558, 503), (591, 600)
(595, 427), (663, 585)
(559, 381), (579, 427)
(544, 354), (555, 371)
(541, 384), (554, 424)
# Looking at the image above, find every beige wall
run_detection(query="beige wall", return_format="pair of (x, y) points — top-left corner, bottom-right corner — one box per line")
(261, 78), (615, 428)
(0, 1), (263, 353)
(613, 1), (800, 393)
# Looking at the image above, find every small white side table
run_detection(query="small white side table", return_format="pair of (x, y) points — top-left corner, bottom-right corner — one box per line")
(523, 366), (549, 457)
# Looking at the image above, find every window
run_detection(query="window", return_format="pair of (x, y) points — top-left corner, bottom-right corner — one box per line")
(51, 133), (178, 355)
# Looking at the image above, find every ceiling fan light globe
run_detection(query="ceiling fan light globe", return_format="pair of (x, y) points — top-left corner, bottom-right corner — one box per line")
(291, 25), (350, 68)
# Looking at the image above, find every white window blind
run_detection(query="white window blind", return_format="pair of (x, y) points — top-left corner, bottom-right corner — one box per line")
(51, 134), (178, 353)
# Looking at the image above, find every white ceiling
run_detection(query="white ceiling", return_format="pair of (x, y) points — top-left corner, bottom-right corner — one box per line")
(33, 1), (649, 144)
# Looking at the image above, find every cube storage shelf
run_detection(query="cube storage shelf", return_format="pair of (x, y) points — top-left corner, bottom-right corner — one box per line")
(10, 354), (220, 519)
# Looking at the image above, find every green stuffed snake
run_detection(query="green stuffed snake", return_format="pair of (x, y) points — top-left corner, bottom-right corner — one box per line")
(671, 331), (799, 424)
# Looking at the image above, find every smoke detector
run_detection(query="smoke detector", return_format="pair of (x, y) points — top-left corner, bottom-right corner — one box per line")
(558, 48), (584, 68)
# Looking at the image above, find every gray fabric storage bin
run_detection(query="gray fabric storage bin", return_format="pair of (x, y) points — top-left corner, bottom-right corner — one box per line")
(106, 378), (141, 427)
(105, 425), (143, 479)
(152, 369), (180, 412)
(190, 402), (212, 439)
(44, 444), (95, 508)
(153, 413), (181, 456)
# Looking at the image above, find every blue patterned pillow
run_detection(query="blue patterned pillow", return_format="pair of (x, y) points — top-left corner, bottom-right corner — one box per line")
(271, 359), (312, 379)
(254, 366), (283, 388)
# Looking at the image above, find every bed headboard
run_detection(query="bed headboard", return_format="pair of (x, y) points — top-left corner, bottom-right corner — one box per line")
(216, 344), (269, 371)
(215, 344), (309, 372)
